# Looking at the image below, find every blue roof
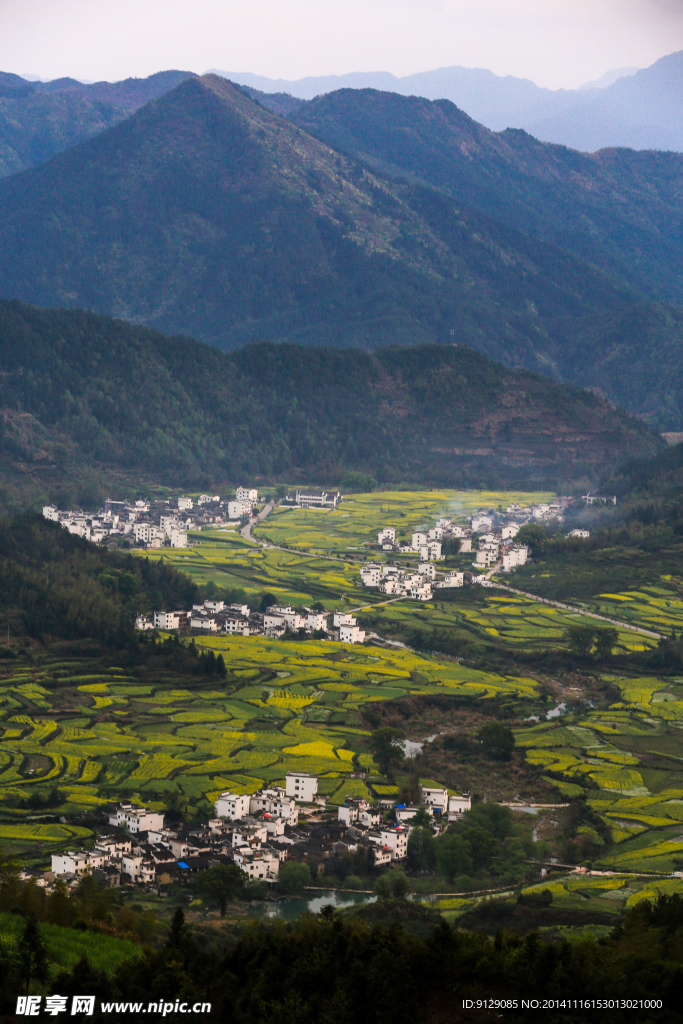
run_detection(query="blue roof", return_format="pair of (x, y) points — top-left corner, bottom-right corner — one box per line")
(177, 861), (189, 869)
(395, 803), (406, 809)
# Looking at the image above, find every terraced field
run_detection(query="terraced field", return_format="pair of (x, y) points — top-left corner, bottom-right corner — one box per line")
(362, 592), (656, 655)
(141, 535), (370, 608)
(0, 637), (538, 843)
(254, 490), (554, 554)
(515, 674), (683, 872)
(586, 584), (683, 637)
(3, 486), (682, 884)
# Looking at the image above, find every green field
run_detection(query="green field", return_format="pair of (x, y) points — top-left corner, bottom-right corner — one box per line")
(515, 673), (683, 872)
(0, 634), (539, 828)
(0, 912), (138, 974)
(360, 591), (655, 656)
(141, 535), (370, 608)
(253, 490), (555, 554)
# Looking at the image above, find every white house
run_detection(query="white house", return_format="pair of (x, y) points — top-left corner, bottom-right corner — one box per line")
(448, 793), (472, 821)
(421, 787), (449, 813)
(333, 611), (355, 627)
(412, 532), (428, 550)
(233, 847), (279, 880)
(160, 515), (181, 536)
(377, 528), (396, 545)
(340, 622), (366, 643)
(153, 610), (187, 630)
(215, 792), (251, 820)
(360, 563), (381, 587)
(133, 523), (165, 545)
(51, 850), (92, 876)
(501, 523), (520, 541)
(395, 806), (423, 824)
(228, 500), (250, 520)
(250, 787), (299, 825)
(295, 489), (340, 508)
(42, 505), (60, 522)
(266, 605), (305, 631)
(190, 611), (218, 632)
(379, 578), (402, 595)
(108, 803), (164, 834)
(436, 572), (464, 589)
(236, 487), (258, 503)
(285, 772), (318, 802)
(501, 545), (529, 571)
(307, 611), (329, 632)
(419, 541), (442, 562)
(568, 529), (590, 539)
(418, 562), (436, 580)
(178, 496), (193, 511)
(170, 527), (188, 548)
(263, 612), (287, 635)
(475, 549), (498, 568)
(376, 827), (408, 861)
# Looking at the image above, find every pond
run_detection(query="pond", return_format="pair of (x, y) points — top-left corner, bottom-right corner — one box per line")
(248, 888), (377, 921)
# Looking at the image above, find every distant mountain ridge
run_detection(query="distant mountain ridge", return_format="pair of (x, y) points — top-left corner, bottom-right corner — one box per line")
(290, 88), (683, 308)
(0, 69), (194, 177)
(0, 75), (682, 428)
(0, 300), (662, 509)
(215, 50), (683, 152)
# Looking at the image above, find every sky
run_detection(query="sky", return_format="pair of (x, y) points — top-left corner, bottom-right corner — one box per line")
(2, 0), (682, 90)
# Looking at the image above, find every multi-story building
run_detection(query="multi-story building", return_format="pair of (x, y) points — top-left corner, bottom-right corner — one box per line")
(339, 619), (366, 643)
(295, 490), (341, 508)
(307, 611), (329, 632)
(448, 793), (472, 821)
(153, 610), (188, 630)
(285, 772), (318, 803)
(360, 563), (381, 587)
(420, 787), (449, 813)
(215, 792), (251, 820)
(108, 803), (164, 834)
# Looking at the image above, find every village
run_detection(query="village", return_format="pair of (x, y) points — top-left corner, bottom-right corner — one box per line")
(357, 495), (591, 601)
(41, 487), (267, 551)
(42, 488), (595, 644)
(46, 776), (472, 893)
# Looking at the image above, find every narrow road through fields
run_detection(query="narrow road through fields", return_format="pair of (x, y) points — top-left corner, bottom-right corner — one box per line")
(489, 581), (663, 640)
(241, 500), (274, 542)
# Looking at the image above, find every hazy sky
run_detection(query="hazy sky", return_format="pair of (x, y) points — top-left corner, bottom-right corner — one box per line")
(2, 0), (682, 89)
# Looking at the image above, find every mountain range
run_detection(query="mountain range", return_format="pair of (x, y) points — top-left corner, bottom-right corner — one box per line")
(0, 74), (681, 430)
(218, 50), (683, 153)
(0, 299), (661, 510)
(0, 69), (193, 178)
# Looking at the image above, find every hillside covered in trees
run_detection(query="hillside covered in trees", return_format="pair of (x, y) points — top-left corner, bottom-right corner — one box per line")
(0, 300), (661, 509)
(0, 76), (682, 426)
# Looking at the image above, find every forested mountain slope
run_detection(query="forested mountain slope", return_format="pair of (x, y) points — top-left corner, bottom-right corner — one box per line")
(291, 88), (683, 309)
(0, 70), (193, 178)
(0, 301), (661, 508)
(0, 76), (681, 426)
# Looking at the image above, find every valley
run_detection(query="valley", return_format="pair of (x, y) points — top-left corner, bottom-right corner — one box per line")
(3, 487), (683, 898)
